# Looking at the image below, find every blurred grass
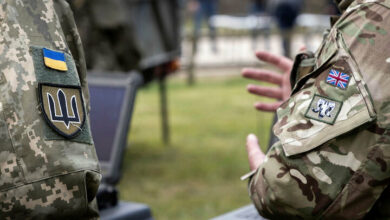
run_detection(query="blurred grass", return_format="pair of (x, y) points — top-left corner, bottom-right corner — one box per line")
(119, 72), (274, 220)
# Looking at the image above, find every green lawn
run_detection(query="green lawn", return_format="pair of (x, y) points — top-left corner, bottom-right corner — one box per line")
(119, 71), (274, 220)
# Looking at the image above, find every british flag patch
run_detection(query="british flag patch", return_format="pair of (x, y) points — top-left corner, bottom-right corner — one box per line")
(326, 69), (351, 89)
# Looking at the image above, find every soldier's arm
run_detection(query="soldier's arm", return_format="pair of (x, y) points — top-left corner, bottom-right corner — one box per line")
(247, 2), (390, 219)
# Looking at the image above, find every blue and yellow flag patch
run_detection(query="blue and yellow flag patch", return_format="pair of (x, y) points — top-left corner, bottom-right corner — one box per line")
(43, 48), (68, 71)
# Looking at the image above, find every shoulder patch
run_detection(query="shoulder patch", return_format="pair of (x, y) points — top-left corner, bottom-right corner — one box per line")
(43, 48), (68, 71)
(325, 69), (351, 89)
(305, 94), (343, 125)
(39, 83), (85, 138)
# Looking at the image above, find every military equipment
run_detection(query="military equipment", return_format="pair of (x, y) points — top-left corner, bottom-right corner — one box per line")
(87, 72), (153, 219)
(211, 204), (266, 220)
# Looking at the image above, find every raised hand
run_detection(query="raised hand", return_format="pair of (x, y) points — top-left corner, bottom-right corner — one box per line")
(242, 51), (293, 112)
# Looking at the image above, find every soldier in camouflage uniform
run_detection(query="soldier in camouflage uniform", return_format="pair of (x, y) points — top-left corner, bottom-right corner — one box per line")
(242, 0), (390, 218)
(0, 0), (101, 219)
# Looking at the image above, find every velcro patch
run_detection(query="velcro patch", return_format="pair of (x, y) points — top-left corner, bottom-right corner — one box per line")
(43, 48), (68, 71)
(305, 95), (342, 125)
(39, 83), (85, 138)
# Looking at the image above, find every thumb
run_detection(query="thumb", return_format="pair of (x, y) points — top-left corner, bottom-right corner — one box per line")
(246, 134), (265, 171)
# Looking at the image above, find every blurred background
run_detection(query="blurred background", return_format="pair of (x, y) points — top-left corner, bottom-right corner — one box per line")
(68, 0), (338, 219)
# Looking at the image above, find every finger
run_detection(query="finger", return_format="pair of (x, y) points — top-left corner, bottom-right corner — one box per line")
(247, 84), (283, 100)
(255, 51), (293, 72)
(246, 134), (265, 170)
(254, 101), (283, 112)
(242, 68), (283, 85)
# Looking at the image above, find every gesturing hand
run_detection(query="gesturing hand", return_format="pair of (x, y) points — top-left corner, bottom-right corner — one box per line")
(246, 134), (265, 171)
(242, 51), (293, 112)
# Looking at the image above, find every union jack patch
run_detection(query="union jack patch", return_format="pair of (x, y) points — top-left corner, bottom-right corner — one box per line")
(326, 69), (350, 89)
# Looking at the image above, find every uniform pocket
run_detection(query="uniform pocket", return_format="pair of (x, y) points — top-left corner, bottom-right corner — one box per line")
(274, 37), (376, 156)
(290, 51), (316, 92)
(0, 109), (25, 191)
(0, 170), (101, 219)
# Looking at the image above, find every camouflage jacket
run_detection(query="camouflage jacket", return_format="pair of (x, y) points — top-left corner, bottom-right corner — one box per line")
(0, 1), (100, 219)
(247, 0), (390, 219)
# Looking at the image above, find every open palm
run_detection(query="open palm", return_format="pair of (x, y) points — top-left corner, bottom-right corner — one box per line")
(242, 51), (293, 112)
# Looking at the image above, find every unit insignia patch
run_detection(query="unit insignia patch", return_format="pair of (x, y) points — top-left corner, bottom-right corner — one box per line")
(305, 94), (343, 125)
(39, 83), (85, 138)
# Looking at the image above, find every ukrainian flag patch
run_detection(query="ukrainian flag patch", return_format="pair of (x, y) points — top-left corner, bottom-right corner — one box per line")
(43, 48), (68, 71)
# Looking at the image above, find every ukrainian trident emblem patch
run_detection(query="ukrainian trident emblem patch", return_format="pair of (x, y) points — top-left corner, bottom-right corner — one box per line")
(39, 83), (86, 138)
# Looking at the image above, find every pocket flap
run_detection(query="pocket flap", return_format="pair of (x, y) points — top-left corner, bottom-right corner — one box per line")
(290, 39), (338, 95)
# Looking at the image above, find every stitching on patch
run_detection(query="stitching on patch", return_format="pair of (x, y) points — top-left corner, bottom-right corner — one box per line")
(38, 83), (86, 139)
(304, 94), (343, 125)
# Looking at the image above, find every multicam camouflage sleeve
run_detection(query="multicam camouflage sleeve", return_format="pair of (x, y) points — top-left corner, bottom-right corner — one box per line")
(247, 1), (390, 219)
(0, 0), (100, 219)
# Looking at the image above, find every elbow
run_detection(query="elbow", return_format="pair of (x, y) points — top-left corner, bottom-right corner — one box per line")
(249, 166), (332, 219)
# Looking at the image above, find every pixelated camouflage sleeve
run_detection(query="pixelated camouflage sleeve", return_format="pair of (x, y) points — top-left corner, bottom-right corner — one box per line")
(0, 0), (101, 219)
(248, 1), (390, 219)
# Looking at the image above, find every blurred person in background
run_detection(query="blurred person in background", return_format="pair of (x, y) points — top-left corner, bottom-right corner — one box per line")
(241, 0), (390, 218)
(327, 0), (340, 15)
(249, 0), (270, 51)
(268, 0), (303, 57)
(191, 0), (219, 53)
(251, 0), (267, 14)
(66, 0), (141, 71)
